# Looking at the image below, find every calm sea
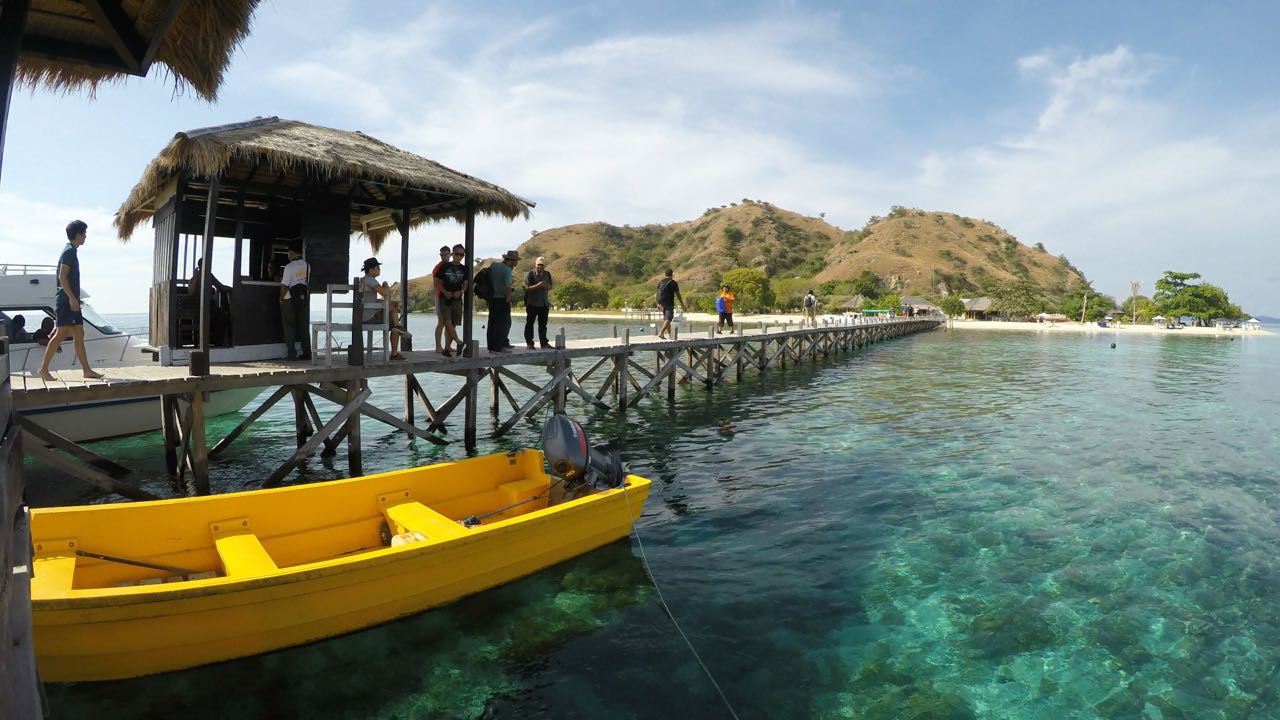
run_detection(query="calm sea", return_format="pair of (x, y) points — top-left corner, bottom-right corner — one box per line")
(35, 316), (1280, 719)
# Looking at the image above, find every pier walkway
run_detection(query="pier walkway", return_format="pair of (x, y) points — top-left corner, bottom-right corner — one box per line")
(12, 317), (941, 498)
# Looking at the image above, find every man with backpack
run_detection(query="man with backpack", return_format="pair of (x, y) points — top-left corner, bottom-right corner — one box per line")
(656, 268), (685, 340)
(482, 250), (519, 353)
(715, 284), (735, 333)
(803, 290), (818, 328)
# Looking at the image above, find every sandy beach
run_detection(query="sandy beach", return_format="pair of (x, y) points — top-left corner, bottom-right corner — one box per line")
(532, 310), (1274, 337)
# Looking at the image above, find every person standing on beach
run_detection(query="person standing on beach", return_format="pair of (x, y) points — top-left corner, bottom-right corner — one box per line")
(486, 250), (518, 354)
(37, 220), (103, 381)
(656, 268), (685, 340)
(715, 284), (735, 333)
(523, 256), (553, 349)
(429, 245), (450, 353)
(433, 244), (468, 357)
(279, 243), (311, 360)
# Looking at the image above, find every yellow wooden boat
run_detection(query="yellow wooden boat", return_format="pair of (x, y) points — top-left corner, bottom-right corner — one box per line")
(29, 446), (650, 682)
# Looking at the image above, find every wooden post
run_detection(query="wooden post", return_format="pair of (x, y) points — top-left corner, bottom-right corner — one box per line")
(612, 325), (618, 338)
(345, 379), (363, 476)
(667, 350), (676, 403)
(465, 341), (478, 449)
(706, 327), (715, 389)
(161, 394), (179, 475)
(618, 329), (630, 413)
(191, 173), (220, 376)
(554, 328), (567, 414)
(489, 367), (501, 417)
(348, 275), (364, 366)
(189, 391), (209, 495)
(291, 386), (309, 447)
(397, 209), (412, 351)
(462, 204), (477, 358)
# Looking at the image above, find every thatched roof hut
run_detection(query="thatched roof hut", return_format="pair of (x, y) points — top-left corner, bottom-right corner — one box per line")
(115, 116), (533, 249)
(13, 0), (260, 101)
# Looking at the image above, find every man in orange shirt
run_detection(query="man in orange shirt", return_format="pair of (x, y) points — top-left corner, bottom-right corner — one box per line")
(715, 284), (735, 333)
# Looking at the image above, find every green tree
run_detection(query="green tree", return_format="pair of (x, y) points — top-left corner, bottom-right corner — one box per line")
(1121, 295), (1154, 323)
(553, 280), (609, 310)
(939, 295), (966, 318)
(1060, 288), (1117, 321)
(721, 267), (776, 311)
(849, 270), (882, 299)
(992, 280), (1043, 319)
(877, 294), (901, 315)
(1152, 271), (1243, 325)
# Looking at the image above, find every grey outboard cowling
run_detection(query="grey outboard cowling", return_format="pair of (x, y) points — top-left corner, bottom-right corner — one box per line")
(541, 414), (626, 488)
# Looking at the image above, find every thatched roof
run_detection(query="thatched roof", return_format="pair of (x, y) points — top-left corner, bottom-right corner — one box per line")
(115, 117), (535, 248)
(840, 294), (867, 309)
(16, 0), (260, 101)
(964, 297), (993, 311)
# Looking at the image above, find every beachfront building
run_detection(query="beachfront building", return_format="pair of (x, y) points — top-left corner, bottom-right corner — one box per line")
(114, 116), (532, 367)
(1245, 317), (1262, 331)
(900, 295), (940, 317)
(963, 297), (994, 320)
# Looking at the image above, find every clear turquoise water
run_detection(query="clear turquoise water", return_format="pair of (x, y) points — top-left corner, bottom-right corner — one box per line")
(35, 320), (1280, 719)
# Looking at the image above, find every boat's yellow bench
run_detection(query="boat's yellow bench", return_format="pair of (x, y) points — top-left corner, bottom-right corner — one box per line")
(211, 519), (279, 577)
(499, 477), (546, 505)
(380, 492), (468, 540)
(32, 538), (78, 595)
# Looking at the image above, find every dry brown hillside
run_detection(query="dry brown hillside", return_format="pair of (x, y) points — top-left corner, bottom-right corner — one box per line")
(400, 202), (1092, 308)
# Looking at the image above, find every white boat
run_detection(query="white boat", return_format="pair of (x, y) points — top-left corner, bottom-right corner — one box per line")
(1, 263), (261, 442)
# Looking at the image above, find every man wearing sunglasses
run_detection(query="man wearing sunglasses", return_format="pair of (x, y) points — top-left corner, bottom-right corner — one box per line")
(433, 244), (469, 357)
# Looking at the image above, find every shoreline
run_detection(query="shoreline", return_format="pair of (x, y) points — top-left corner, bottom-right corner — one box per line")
(482, 310), (1275, 337)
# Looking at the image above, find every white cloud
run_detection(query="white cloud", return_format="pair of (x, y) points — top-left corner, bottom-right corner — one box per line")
(909, 46), (1280, 313)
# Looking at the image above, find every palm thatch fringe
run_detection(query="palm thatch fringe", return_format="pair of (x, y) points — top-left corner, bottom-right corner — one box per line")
(16, 0), (260, 101)
(114, 117), (533, 249)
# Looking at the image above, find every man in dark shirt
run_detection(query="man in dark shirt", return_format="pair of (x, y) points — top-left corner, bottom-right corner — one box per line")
(656, 267), (685, 340)
(522, 256), (554, 349)
(38, 220), (102, 380)
(433, 244), (469, 357)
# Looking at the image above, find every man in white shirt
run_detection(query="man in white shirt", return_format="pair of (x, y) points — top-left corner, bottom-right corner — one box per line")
(279, 244), (311, 360)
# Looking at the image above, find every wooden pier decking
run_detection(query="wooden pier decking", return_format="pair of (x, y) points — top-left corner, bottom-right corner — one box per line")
(13, 317), (941, 499)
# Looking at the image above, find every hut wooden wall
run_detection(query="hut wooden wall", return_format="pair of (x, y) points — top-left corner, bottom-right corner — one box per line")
(149, 196), (179, 348)
(302, 194), (351, 290)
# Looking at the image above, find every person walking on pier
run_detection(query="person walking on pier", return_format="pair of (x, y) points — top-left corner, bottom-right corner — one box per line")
(430, 245), (450, 353)
(523, 256), (554, 349)
(715, 284), (735, 333)
(486, 250), (518, 353)
(37, 220), (103, 381)
(656, 268), (685, 340)
(433, 244), (468, 357)
(803, 290), (818, 328)
(359, 257), (407, 361)
(279, 243), (311, 360)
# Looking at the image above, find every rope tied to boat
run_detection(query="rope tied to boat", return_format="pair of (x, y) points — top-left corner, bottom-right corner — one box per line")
(621, 484), (741, 720)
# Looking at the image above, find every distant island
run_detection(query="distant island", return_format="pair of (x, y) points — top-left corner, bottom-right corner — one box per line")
(402, 202), (1252, 324)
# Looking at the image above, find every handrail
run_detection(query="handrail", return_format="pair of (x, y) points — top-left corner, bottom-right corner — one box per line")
(0, 264), (58, 276)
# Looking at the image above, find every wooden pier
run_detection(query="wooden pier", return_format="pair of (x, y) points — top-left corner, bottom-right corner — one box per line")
(13, 317), (940, 499)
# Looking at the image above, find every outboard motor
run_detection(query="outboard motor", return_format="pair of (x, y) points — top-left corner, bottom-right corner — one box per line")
(541, 414), (626, 489)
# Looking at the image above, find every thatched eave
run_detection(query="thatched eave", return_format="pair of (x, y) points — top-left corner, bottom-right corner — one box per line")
(114, 117), (534, 248)
(16, 0), (260, 101)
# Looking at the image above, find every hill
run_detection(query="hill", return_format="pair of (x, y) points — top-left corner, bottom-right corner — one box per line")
(403, 202), (1092, 310)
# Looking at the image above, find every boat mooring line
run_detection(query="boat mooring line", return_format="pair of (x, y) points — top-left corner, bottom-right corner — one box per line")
(622, 488), (741, 720)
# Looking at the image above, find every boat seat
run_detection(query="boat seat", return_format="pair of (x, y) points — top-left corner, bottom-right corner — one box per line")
(379, 493), (467, 540)
(31, 539), (78, 595)
(211, 519), (279, 577)
(498, 477), (546, 505)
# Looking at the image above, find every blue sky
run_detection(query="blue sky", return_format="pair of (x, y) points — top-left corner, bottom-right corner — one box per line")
(4, 0), (1279, 314)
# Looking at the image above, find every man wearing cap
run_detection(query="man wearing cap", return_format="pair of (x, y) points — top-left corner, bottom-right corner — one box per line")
(522, 256), (554, 349)
(278, 243), (311, 360)
(359, 257), (406, 361)
(487, 250), (519, 353)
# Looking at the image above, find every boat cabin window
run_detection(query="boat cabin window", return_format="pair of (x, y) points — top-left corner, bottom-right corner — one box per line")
(78, 303), (120, 335)
(0, 307), (58, 343)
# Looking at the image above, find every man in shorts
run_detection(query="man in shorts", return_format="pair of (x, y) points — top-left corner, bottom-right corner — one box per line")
(429, 245), (450, 352)
(433, 244), (468, 357)
(37, 220), (103, 380)
(655, 267), (685, 340)
(715, 284), (735, 333)
(358, 257), (406, 361)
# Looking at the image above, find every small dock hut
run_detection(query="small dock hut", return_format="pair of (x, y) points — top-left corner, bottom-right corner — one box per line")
(114, 116), (533, 368)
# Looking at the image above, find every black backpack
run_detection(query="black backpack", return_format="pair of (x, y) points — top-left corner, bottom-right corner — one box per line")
(473, 264), (494, 300)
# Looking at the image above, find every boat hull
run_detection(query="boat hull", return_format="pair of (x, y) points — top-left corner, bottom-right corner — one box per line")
(29, 449), (650, 681)
(22, 386), (264, 442)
